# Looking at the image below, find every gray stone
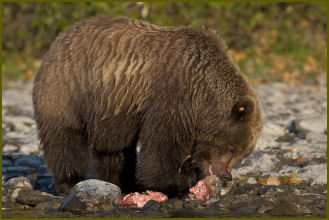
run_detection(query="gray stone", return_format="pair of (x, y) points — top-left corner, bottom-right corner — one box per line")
(262, 122), (286, 137)
(297, 163), (327, 185)
(235, 151), (280, 176)
(60, 179), (121, 213)
(255, 133), (280, 151)
(305, 132), (327, 143)
(278, 165), (300, 176)
(15, 189), (64, 207)
(19, 142), (40, 155)
(3, 176), (33, 200)
(14, 156), (44, 168)
(294, 115), (327, 134)
(37, 172), (53, 180)
(2, 159), (13, 167)
(282, 142), (326, 159)
(2, 166), (31, 175)
(2, 144), (18, 153)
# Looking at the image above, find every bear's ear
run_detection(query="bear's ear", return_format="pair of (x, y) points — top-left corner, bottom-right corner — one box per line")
(231, 98), (254, 121)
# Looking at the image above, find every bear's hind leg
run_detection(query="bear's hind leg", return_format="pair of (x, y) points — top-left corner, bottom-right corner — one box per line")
(41, 126), (90, 195)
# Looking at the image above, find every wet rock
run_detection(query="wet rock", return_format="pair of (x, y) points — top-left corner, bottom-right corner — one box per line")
(2, 144), (18, 153)
(142, 200), (162, 212)
(257, 185), (278, 195)
(271, 199), (312, 216)
(15, 189), (64, 207)
(232, 183), (261, 195)
(231, 201), (259, 215)
(35, 178), (56, 193)
(37, 173), (53, 180)
(60, 179), (121, 214)
(3, 176), (33, 200)
(14, 156), (44, 168)
(2, 159), (13, 167)
(183, 200), (207, 210)
(2, 166), (31, 175)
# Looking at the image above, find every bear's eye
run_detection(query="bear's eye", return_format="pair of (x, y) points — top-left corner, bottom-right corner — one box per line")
(231, 99), (254, 121)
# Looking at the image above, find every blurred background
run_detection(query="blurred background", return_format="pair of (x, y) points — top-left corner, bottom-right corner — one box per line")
(2, 2), (327, 88)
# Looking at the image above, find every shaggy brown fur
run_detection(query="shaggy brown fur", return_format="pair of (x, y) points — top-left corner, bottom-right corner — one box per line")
(33, 16), (263, 196)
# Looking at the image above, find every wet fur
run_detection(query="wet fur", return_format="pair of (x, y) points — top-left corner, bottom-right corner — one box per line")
(33, 16), (263, 196)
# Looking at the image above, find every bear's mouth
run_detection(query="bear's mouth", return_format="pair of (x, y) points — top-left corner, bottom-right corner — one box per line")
(207, 163), (232, 187)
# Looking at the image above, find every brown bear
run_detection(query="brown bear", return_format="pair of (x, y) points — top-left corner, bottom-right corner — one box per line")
(32, 16), (263, 196)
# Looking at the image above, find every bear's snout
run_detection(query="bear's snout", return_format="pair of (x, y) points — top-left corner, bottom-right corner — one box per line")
(219, 171), (232, 182)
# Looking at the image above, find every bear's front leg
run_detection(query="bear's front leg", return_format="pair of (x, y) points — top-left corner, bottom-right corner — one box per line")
(94, 151), (124, 187)
(136, 133), (198, 197)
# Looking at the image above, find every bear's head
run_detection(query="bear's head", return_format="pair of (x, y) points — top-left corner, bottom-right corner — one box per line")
(189, 73), (264, 186)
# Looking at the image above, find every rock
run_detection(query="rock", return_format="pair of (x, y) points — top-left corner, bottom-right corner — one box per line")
(297, 163), (327, 185)
(60, 179), (121, 213)
(279, 165), (300, 176)
(246, 177), (258, 184)
(37, 173), (53, 180)
(305, 132), (327, 143)
(262, 122), (286, 137)
(15, 189), (64, 207)
(271, 199), (312, 216)
(266, 176), (281, 186)
(35, 178), (56, 194)
(2, 144), (18, 153)
(282, 142), (326, 159)
(255, 134), (280, 151)
(2, 166), (31, 175)
(3, 176), (33, 200)
(235, 151), (280, 176)
(2, 159), (13, 167)
(14, 156), (44, 168)
(294, 115), (327, 134)
(142, 200), (162, 212)
(19, 142), (40, 155)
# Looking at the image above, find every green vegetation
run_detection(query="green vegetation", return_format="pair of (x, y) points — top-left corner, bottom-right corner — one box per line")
(2, 2), (327, 86)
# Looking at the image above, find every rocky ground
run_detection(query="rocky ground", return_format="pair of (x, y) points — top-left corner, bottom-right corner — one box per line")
(2, 80), (327, 217)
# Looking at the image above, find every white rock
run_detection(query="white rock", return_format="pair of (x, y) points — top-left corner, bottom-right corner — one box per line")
(297, 163), (327, 185)
(295, 115), (327, 133)
(70, 179), (121, 204)
(235, 151), (280, 176)
(2, 144), (18, 153)
(246, 177), (257, 184)
(305, 132), (327, 143)
(19, 142), (40, 155)
(262, 122), (286, 137)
